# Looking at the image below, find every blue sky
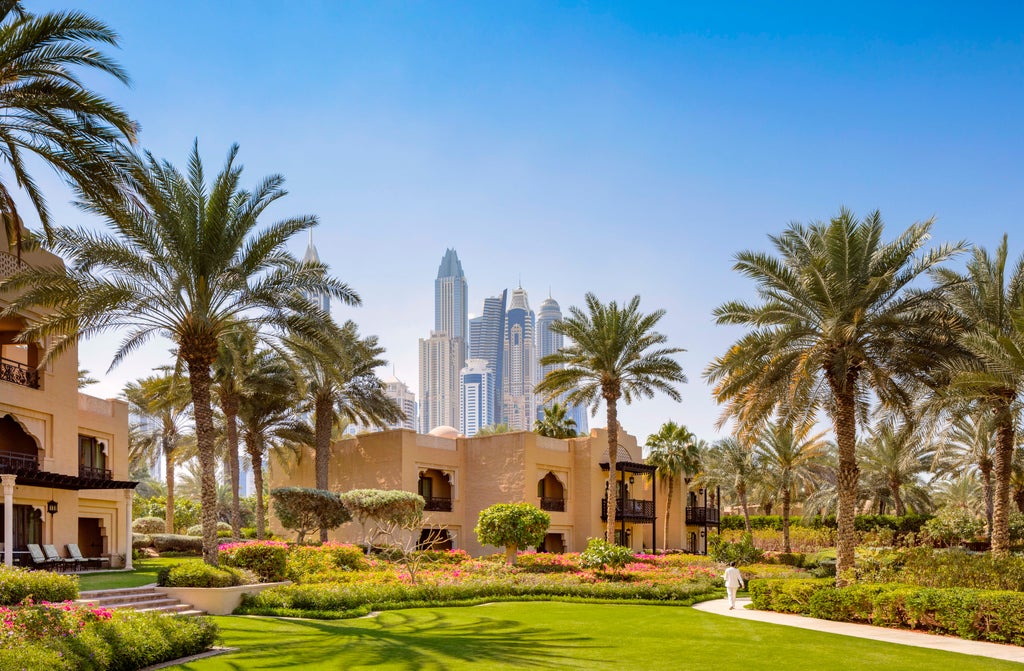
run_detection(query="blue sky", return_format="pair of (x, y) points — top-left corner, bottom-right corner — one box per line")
(29, 1), (1024, 444)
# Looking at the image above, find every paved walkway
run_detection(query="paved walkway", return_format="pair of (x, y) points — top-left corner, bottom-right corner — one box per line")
(692, 597), (1024, 665)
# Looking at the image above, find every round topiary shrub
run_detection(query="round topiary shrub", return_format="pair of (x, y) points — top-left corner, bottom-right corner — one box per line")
(151, 534), (204, 554)
(132, 516), (166, 534)
(474, 502), (550, 565)
(186, 522), (232, 536)
(132, 532), (153, 549)
(579, 538), (634, 570)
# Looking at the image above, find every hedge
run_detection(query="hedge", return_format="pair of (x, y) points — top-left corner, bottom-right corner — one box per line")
(750, 578), (1024, 645)
(721, 514), (932, 534)
(219, 541), (289, 582)
(0, 565), (78, 604)
(150, 533), (203, 553)
(158, 562), (253, 588)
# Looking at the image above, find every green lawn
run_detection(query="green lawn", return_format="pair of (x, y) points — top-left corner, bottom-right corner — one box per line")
(171, 602), (1021, 670)
(77, 556), (201, 591)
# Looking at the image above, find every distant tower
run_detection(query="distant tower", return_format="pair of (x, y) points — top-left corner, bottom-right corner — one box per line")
(534, 293), (588, 436)
(460, 359), (493, 437)
(419, 249), (468, 433)
(503, 286), (536, 431)
(382, 374), (417, 431)
(468, 289), (507, 426)
(302, 230), (330, 314)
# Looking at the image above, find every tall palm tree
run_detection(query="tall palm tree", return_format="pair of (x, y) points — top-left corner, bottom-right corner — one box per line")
(934, 411), (997, 537)
(932, 473), (986, 518)
(932, 235), (1024, 555)
(535, 293), (686, 544)
(0, 143), (358, 564)
(753, 423), (828, 553)
(645, 421), (701, 551)
(0, 2), (137, 256)
(697, 437), (758, 534)
(124, 371), (191, 533)
(534, 402), (578, 439)
(858, 422), (934, 516)
(705, 209), (962, 580)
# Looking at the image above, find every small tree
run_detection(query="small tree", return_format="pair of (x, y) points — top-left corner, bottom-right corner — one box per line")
(338, 489), (426, 548)
(271, 487), (350, 544)
(475, 503), (550, 565)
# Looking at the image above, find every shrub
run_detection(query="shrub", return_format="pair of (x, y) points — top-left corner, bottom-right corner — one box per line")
(287, 542), (369, 582)
(923, 509), (986, 547)
(272, 487), (351, 543)
(338, 489), (425, 546)
(474, 503), (550, 565)
(187, 522), (232, 536)
(219, 540), (289, 582)
(158, 561), (251, 588)
(131, 532), (152, 549)
(898, 547), (1024, 591)
(709, 532), (763, 565)
(579, 538), (634, 571)
(1010, 512), (1024, 543)
(150, 533), (203, 554)
(131, 516), (165, 534)
(0, 565), (78, 605)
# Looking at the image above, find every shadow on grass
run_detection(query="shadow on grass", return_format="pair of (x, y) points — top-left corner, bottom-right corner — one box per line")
(184, 611), (597, 670)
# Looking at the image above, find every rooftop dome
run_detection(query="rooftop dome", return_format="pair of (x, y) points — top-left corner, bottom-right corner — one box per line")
(428, 425), (459, 439)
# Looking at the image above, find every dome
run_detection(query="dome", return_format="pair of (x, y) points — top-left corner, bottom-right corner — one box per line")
(428, 425), (459, 439)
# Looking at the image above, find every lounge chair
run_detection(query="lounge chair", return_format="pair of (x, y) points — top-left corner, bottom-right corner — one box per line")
(42, 544), (77, 572)
(26, 544), (61, 570)
(66, 543), (109, 570)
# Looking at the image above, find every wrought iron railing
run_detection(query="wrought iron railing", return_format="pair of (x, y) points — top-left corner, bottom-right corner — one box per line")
(540, 497), (565, 512)
(0, 451), (39, 473)
(423, 496), (452, 512)
(0, 357), (39, 389)
(685, 506), (720, 525)
(79, 465), (112, 480)
(601, 497), (655, 522)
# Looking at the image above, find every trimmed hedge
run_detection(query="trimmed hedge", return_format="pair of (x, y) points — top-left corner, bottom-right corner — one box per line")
(721, 514), (932, 535)
(150, 533), (203, 553)
(158, 562), (252, 588)
(750, 578), (1024, 645)
(219, 541), (289, 582)
(0, 565), (78, 604)
(131, 516), (166, 534)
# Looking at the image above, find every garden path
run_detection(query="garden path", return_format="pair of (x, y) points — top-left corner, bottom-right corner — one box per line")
(693, 597), (1024, 665)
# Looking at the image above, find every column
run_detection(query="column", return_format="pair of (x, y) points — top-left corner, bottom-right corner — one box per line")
(2, 475), (15, 567)
(124, 488), (134, 570)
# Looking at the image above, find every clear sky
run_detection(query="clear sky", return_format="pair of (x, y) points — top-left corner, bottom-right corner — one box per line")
(27, 1), (1024, 445)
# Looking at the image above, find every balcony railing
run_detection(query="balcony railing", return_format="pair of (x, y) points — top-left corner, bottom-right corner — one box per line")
(0, 357), (39, 389)
(686, 506), (720, 525)
(79, 465), (112, 480)
(540, 497), (565, 512)
(0, 451), (39, 473)
(601, 497), (655, 522)
(423, 496), (452, 512)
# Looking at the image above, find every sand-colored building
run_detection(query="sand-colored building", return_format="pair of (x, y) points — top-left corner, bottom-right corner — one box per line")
(0, 232), (135, 569)
(270, 425), (720, 555)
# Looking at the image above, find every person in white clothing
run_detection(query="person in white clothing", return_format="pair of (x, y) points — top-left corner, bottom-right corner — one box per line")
(723, 562), (744, 609)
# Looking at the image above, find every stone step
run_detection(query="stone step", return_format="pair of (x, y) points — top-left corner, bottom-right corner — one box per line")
(79, 585), (159, 599)
(78, 593), (174, 608)
(136, 603), (203, 615)
(76, 586), (203, 616)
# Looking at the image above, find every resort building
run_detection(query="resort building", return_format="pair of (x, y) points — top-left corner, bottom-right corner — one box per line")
(270, 426), (720, 556)
(0, 232), (135, 569)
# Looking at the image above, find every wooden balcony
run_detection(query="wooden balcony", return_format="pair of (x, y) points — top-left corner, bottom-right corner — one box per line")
(686, 506), (720, 525)
(423, 496), (452, 512)
(601, 497), (654, 522)
(0, 451), (39, 473)
(540, 497), (565, 512)
(0, 357), (39, 389)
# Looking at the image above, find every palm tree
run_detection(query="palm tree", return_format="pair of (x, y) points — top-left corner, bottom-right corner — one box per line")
(124, 371), (191, 533)
(753, 423), (828, 553)
(932, 235), (1024, 555)
(0, 143), (358, 564)
(705, 209), (962, 579)
(697, 437), (758, 534)
(475, 424), (511, 436)
(534, 402), (578, 439)
(535, 293), (685, 544)
(645, 421), (701, 551)
(0, 3), (137, 257)
(933, 473), (986, 518)
(858, 422), (934, 516)
(934, 411), (997, 537)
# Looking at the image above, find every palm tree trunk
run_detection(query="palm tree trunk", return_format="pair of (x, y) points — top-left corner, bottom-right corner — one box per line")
(992, 400), (1015, 556)
(315, 393), (333, 543)
(186, 353), (220, 566)
(981, 461), (995, 541)
(222, 396), (242, 539)
(890, 478), (904, 517)
(164, 446), (175, 534)
(663, 475), (674, 552)
(738, 483), (751, 534)
(605, 394), (619, 544)
(247, 439), (266, 540)
(782, 487), (791, 554)
(832, 379), (859, 586)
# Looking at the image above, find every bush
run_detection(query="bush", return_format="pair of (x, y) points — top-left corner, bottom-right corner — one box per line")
(187, 522), (232, 536)
(219, 540), (289, 582)
(474, 503), (550, 565)
(0, 565), (78, 605)
(132, 532), (152, 549)
(579, 538), (634, 571)
(898, 547), (1024, 591)
(923, 509), (986, 547)
(287, 542), (369, 582)
(150, 533), (203, 554)
(131, 516), (166, 534)
(158, 561), (251, 588)
(272, 487), (352, 543)
(338, 489), (425, 544)
(709, 532), (763, 565)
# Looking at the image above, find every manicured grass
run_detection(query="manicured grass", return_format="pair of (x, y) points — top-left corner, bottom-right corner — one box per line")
(77, 556), (201, 591)
(171, 602), (1021, 670)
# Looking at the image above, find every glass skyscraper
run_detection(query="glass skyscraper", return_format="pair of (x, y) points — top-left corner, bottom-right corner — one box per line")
(534, 294), (588, 436)
(419, 249), (468, 433)
(503, 287), (536, 431)
(468, 289), (507, 427)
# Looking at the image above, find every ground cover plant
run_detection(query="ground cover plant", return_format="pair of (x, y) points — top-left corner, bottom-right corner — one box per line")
(169, 602), (1024, 671)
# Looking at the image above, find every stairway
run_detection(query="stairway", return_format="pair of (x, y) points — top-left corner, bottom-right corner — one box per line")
(77, 586), (205, 616)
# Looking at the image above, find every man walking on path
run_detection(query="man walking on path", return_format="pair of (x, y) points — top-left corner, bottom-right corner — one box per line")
(724, 562), (744, 610)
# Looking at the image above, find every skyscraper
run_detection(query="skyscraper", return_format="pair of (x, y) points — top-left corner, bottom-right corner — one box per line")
(418, 332), (459, 432)
(468, 289), (507, 426)
(383, 375), (418, 431)
(534, 294), (589, 436)
(503, 286), (536, 431)
(460, 359), (493, 437)
(301, 231), (330, 314)
(435, 248), (468, 340)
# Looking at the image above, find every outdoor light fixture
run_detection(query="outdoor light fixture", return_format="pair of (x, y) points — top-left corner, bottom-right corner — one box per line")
(46, 500), (58, 515)
(628, 476), (635, 485)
